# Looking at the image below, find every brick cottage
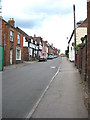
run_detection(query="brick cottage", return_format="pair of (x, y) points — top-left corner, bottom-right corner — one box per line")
(2, 18), (25, 66)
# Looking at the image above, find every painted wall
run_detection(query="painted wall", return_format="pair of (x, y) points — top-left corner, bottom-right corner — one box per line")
(69, 35), (75, 62)
(76, 27), (87, 45)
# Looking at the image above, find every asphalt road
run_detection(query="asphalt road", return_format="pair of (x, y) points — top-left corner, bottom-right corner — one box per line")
(2, 56), (61, 118)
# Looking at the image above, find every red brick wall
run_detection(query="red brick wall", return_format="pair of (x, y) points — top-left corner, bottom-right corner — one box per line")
(87, 0), (90, 114)
(82, 45), (87, 80)
(2, 19), (24, 66)
(76, 43), (87, 81)
(87, 1), (90, 84)
(23, 47), (28, 61)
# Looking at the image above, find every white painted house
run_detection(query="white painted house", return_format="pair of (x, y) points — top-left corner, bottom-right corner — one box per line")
(68, 30), (75, 62)
(68, 19), (87, 62)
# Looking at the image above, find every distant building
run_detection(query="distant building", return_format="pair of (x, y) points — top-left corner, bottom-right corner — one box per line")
(25, 35), (43, 60)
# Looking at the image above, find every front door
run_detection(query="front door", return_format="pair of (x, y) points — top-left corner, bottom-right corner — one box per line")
(10, 49), (13, 64)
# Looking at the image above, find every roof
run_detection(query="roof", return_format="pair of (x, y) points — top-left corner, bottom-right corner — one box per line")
(16, 27), (29, 36)
(77, 18), (87, 28)
(68, 30), (74, 44)
(68, 18), (87, 44)
(2, 19), (16, 29)
(42, 40), (49, 47)
(2, 19), (29, 36)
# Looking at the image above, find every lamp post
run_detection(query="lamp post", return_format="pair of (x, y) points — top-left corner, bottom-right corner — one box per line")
(73, 4), (76, 66)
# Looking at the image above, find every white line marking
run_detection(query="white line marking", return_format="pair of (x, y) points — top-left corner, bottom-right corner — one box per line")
(26, 60), (62, 119)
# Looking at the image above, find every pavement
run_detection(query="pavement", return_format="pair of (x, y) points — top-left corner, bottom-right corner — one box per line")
(3, 61), (38, 71)
(0, 72), (2, 120)
(31, 57), (88, 118)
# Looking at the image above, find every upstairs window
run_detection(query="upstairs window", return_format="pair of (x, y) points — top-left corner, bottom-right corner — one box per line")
(10, 30), (14, 41)
(17, 34), (20, 44)
(35, 41), (37, 45)
(31, 39), (33, 43)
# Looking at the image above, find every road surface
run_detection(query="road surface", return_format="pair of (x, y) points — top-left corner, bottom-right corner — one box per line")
(2, 57), (61, 118)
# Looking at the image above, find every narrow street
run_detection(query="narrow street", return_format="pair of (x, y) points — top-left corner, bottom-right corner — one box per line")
(1, 0), (89, 119)
(2, 57), (61, 118)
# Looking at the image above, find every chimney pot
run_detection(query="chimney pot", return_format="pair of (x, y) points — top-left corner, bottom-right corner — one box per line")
(8, 18), (15, 26)
(34, 34), (36, 37)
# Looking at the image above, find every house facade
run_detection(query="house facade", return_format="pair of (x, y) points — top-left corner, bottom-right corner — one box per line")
(25, 35), (43, 60)
(76, 19), (87, 45)
(48, 45), (54, 56)
(2, 18), (25, 66)
(68, 30), (75, 62)
(42, 40), (49, 58)
(68, 19), (87, 62)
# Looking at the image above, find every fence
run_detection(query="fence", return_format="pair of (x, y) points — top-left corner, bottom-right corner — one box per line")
(76, 36), (87, 81)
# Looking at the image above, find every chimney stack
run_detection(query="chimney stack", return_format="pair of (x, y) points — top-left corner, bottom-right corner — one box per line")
(8, 18), (15, 26)
(34, 34), (36, 37)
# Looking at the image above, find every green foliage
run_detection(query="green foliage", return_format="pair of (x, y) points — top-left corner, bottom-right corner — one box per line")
(65, 49), (69, 58)
(74, 44), (79, 50)
(65, 50), (69, 55)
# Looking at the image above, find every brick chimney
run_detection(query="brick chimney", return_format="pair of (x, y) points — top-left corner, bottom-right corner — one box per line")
(34, 34), (36, 37)
(8, 18), (15, 26)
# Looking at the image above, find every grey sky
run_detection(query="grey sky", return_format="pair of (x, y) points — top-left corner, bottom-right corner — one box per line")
(2, 0), (87, 53)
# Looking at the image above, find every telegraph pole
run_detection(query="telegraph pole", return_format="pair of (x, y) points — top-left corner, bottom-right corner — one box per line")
(73, 4), (76, 66)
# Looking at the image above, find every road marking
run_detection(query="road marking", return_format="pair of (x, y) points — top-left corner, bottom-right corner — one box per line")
(50, 66), (56, 69)
(26, 59), (62, 119)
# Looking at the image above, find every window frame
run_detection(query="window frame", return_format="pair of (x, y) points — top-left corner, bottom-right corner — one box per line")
(17, 34), (20, 44)
(10, 30), (14, 42)
(16, 47), (21, 60)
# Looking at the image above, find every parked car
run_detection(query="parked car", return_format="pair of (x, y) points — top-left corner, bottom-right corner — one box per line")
(39, 56), (47, 62)
(54, 55), (57, 58)
(47, 55), (54, 59)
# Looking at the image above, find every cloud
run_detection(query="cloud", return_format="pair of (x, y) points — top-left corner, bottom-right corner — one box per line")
(15, 16), (45, 29)
(23, 0), (72, 16)
(2, 0), (87, 53)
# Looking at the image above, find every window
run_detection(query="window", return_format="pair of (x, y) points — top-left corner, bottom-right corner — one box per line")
(31, 39), (33, 43)
(17, 34), (20, 44)
(35, 41), (37, 45)
(10, 30), (14, 41)
(71, 47), (72, 50)
(16, 47), (21, 60)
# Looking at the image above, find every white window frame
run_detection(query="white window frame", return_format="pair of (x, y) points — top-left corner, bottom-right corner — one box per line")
(16, 47), (21, 60)
(17, 34), (20, 44)
(31, 39), (33, 43)
(10, 30), (14, 41)
(23, 37), (28, 47)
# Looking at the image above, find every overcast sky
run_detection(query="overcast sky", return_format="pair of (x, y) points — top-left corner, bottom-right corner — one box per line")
(2, 0), (87, 53)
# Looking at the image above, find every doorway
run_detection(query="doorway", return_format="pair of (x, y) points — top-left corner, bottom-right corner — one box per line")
(10, 49), (13, 64)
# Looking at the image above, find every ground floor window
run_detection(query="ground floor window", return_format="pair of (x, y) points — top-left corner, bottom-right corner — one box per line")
(16, 47), (21, 60)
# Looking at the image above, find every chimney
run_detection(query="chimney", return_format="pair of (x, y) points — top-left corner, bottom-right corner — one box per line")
(34, 34), (36, 37)
(8, 18), (15, 26)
